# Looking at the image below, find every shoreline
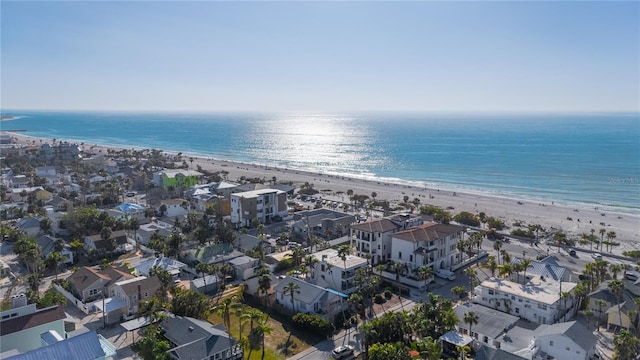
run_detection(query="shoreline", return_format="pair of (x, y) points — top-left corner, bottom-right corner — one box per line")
(4, 131), (640, 252)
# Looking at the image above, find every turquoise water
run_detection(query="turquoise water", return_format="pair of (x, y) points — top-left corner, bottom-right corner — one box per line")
(2, 111), (639, 212)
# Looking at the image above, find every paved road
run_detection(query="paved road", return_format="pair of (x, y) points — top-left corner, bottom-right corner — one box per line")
(287, 299), (417, 360)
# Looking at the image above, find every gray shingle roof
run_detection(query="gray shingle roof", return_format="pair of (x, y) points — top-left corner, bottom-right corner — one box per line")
(537, 320), (596, 352)
(454, 303), (519, 338)
(160, 315), (236, 360)
(274, 276), (326, 305)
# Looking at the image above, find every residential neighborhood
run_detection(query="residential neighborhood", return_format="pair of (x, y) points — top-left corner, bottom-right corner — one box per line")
(0, 137), (638, 360)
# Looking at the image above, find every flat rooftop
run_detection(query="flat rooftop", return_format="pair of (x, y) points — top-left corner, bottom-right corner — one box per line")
(313, 248), (367, 269)
(479, 277), (577, 305)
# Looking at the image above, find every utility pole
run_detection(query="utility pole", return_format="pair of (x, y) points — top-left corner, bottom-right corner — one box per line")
(102, 289), (106, 329)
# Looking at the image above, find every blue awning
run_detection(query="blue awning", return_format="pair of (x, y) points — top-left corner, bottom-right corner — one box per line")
(325, 288), (348, 298)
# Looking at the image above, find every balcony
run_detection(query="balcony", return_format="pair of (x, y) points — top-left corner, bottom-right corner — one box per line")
(341, 271), (355, 279)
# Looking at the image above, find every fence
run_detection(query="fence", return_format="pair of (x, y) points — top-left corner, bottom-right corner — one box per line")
(53, 283), (94, 314)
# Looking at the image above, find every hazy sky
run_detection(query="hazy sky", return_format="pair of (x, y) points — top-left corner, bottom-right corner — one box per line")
(1, 1), (638, 113)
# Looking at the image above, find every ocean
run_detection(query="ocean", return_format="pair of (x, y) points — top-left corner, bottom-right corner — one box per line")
(2, 111), (639, 213)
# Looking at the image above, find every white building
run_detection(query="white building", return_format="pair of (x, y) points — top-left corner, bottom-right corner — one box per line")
(230, 189), (288, 227)
(493, 320), (597, 360)
(350, 214), (423, 265)
(473, 277), (578, 325)
(274, 276), (348, 319)
(380, 222), (464, 289)
(311, 248), (368, 294)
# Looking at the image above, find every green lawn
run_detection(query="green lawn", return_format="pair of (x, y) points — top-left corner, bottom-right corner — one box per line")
(208, 297), (323, 360)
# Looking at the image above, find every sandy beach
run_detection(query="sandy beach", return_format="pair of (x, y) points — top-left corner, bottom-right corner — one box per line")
(6, 132), (640, 255)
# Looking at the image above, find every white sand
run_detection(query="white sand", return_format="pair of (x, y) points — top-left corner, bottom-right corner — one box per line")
(6, 132), (640, 255)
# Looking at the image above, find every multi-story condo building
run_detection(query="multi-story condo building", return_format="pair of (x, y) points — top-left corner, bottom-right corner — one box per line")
(312, 248), (368, 294)
(230, 189), (288, 227)
(350, 214), (423, 265)
(389, 222), (465, 275)
(473, 276), (578, 324)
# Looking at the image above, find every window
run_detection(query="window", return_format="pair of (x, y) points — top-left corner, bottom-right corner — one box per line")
(410, 255), (413, 262)
(515, 308), (520, 313)
(398, 252), (402, 259)
(488, 290), (494, 295)
(321, 264), (325, 272)
(549, 340), (554, 346)
(566, 347), (570, 351)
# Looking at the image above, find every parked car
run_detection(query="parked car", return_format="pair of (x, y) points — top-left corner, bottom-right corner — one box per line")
(435, 269), (456, 281)
(592, 253), (603, 260)
(625, 272), (639, 281)
(568, 248), (576, 256)
(332, 345), (354, 359)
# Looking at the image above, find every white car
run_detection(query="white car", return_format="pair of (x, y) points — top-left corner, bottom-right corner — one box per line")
(592, 253), (603, 260)
(332, 345), (354, 359)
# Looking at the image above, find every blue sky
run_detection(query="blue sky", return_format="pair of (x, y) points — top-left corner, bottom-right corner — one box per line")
(1, 1), (638, 112)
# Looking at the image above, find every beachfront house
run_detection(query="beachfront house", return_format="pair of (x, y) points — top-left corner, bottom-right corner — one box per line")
(350, 213), (423, 265)
(382, 222), (464, 289)
(230, 188), (288, 227)
(311, 248), (368, 294)
(473, 276), (578, 325)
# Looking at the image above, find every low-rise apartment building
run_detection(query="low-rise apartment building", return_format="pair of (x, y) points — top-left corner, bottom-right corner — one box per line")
(311, 248), (368, 294)
(473, 276), (578, 325)
(230, 188), (288, 227)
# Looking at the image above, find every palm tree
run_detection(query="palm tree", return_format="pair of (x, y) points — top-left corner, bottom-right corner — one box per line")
(232, 301), (247, 340)
(584, 309), (593, 329)
(304, 254), (319, 279)
(283, 281), (300, 312)
(246, 308), (265, 334)
(520, 258), (533, 284)
(610, 263), (625, 280)
(589, 228), (596, 251)
(418, 266), (433, 291)
(599, 228), (606, 250)
(337, 244), (351, 270)
(255, 318), (272, 360)
(493, 240), (502, 266)
(463, 311), (479, 337)
(464, 267), (477, 299)
(609, 279), (624, 328)
(487, 256), (498, 277)
(456, 344), (471, 360)
(195, 262), (211, 291)
(258, 273), (272, 305)
(46, 252), (63, 280)
(606, 231), (617, 253)
(213, 295), (236, 332)
(285, 246), (305, 267)
(128, 218), (140, 251)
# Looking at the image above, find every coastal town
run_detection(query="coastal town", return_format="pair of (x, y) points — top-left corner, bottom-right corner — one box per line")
(0, 133), (639, 360)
